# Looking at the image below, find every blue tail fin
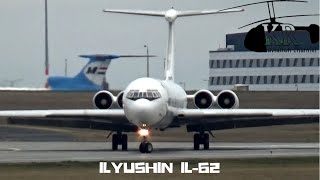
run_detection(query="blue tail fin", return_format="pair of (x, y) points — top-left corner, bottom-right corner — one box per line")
(48, 54), (156, 91)
(48, 54), (120, 91)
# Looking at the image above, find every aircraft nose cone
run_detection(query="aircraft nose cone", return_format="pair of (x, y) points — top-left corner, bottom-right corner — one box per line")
(133, 99), (155, 124)
(125, 99), (167, 127)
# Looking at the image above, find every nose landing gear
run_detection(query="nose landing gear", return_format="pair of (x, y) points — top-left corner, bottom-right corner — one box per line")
(138, 129), (153, 153)
(139, 136), (153, 153)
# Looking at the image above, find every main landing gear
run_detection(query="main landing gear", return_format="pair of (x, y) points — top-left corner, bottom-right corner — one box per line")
(111, 132), (128, 151)
(193, 132), (210, 150)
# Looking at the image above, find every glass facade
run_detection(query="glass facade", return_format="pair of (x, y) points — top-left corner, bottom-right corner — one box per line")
(209, 75), (319, 85)
(210, 58), (320, 69)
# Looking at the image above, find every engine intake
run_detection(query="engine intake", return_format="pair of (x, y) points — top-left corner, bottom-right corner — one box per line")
(194, 90), (215, 109)
(116, 91), (124, 108)
(93, 90), (115, 109)
(216, 90), (239, 109)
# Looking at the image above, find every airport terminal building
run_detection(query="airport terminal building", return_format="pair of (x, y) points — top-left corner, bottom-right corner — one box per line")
(209, 31), (319, 91)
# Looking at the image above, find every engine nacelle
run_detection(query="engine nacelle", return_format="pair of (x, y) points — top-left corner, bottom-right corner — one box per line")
(216, 90), (239, 109)
(116, 91), (124, 109)
(193, 90), (216, 109)
(93, 90), (115, 109)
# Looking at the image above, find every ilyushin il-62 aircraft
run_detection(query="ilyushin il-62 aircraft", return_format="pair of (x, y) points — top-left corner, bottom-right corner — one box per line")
(0, 3), (319, 153)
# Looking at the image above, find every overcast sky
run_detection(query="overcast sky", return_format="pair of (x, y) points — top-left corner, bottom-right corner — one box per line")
(0, 0), (318, 90)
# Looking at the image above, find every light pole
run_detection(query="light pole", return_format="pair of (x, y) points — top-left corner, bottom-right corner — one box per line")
(44, 0), (49, 88)
(64, 59), (68, 76)
(144, 45), (149, 77)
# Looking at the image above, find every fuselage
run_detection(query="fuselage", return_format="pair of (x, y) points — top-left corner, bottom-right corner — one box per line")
(122, 77), (187, 129)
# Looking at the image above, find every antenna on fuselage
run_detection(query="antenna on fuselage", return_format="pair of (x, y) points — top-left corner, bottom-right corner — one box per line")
(103, 7), (243, 82)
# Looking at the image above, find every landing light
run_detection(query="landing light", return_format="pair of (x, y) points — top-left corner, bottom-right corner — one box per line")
(138, 129), (149, 137)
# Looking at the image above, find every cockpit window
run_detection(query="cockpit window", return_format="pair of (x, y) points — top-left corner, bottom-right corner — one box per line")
(126, 89), (161, 101)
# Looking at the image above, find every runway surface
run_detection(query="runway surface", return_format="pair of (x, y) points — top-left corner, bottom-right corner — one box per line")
(0, 142), (318, 163)
(0, 125), (75, 141)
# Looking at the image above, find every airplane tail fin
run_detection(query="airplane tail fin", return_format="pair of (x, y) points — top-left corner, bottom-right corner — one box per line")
(48, 54), (155, 91)
(75, 54), (155, 87)
(103, 8), (243, 82)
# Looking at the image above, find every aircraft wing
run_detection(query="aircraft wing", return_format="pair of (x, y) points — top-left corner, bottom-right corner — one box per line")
(0, 109), (139, 132)
(0, 109), (124, 118)
(174, 109), (319, 131)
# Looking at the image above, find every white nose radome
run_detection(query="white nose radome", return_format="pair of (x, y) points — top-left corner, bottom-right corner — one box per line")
(124, 99), (166, 128)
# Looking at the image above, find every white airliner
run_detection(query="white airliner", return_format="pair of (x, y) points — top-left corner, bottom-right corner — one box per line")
(0, 7), (319, 153)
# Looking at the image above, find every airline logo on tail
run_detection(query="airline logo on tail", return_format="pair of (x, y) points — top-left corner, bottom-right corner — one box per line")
(83, 60), (110, 86)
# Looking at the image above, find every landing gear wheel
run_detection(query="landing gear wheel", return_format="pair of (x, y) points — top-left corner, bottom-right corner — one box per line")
(194, 134), (200, 150)
(112, 134), (118, 151)
(203, 133), (210, 150)
(139, 142), (145, 153)
(145, 142), (153, 153)
(139, 142), (153, 153)
(121, 134), (128, 151)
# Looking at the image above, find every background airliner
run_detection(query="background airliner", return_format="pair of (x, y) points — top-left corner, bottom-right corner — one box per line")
(0, 6), (318, 153)
(48, 54), (154, 91)
(0, 54), (153, 91)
